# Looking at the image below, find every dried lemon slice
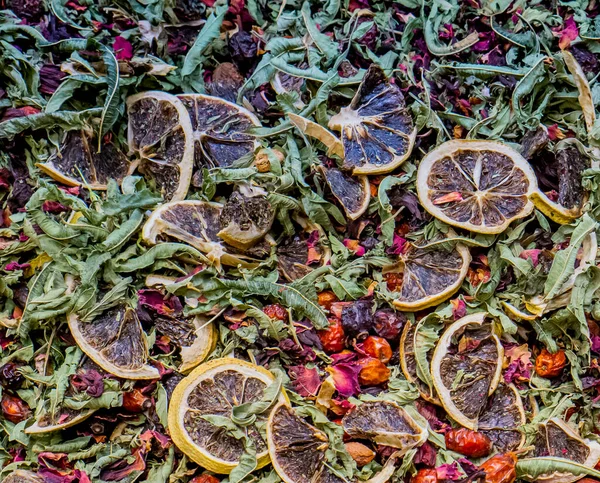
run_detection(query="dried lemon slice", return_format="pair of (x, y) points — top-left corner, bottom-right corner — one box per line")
(478, 383), (526, 452)
(38, 130), (132, 190)
(384, 239), (470, 311)
(141, 200), (262, 269)
(169, 358), (287, 474)
(26, 405), (95, 434)
(328, 64), (416, 175)
(68, 304), (159, 380)
(178, 93), (260, 168)
(417, 140), (537, 234)
(216, 189), (275, 249)
(155, 314), (217, 374)
(399, 320), (441, 405)
(530, 143), (590, 224)
(523, 418), (600, 483)
(127, 91), (195, 201)
(318, 166), (370, 220)
(430, 313), (503, 430)
(1, 471), (43, 483)
(267, 402), (330, 483)
(342, 401), (427, 452)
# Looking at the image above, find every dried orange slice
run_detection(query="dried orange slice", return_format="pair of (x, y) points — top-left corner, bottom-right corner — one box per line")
(68, 304), (159, 380)
(430, 313), (503, 429)
(319, 166), (370, 220)
(142, 200), (263, 269)
(38, 130), (132, 189)
(328, 64), (416, 175)
(127, 91), (195, 201)
(178, 93), (260, 168)
(384, 239), (470, 311)
(168, 358), (287, 474)
(417, 140), (537, 234)
(341, 401), (427, 452)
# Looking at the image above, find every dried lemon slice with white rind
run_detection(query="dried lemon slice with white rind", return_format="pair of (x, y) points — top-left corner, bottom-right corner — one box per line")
(478, 383), (526, 452)
(342, 400), (427, 453)
(142, 200), (262, 268)
(385, 239), (470, 311)
(399, 320), (441, 405)
(318, 166), (370, 221)
(178, 93), (260, 168)
(68, 304), (159, 380)
(127, 91), (195, 201)
(417, 140), (537, 234)
(328, 64), (416, 175)
(522, 418), (600, 483)
(267, 402), (330, 483)
(38, 130), (132, 190)
(169, 358), (287, 474)
(431, 313), (503, 430)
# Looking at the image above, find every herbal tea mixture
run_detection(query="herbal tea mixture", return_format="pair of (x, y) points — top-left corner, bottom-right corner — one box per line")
(1, 0), (600, 482)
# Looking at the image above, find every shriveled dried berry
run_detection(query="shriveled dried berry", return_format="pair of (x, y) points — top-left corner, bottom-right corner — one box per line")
(479, 453), (517, 483)
(123, 389), (152, 413)
(373, 309), (405, 340)
(317, 290), (339, 311)
(357, 357), (390, 386)
(363, 336), (392, 363)
(0, 362), (23, 387)
(2, 393), (30, 423)
(263, 304), (288, 321)
(535, 348), (567, 378)
(445, 428), (492, 458)
(318, 318), (346, 353)
(411, 468), (438, 483)
(341, 300), (373, 337)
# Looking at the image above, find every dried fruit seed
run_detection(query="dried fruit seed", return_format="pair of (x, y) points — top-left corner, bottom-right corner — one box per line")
(345, 441), (375, 466)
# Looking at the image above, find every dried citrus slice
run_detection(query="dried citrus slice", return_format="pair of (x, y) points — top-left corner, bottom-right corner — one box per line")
(142, 200), (262, 268)
(37, 130), (132, 189)
(1, 471), (43, 483)
(67, 304), (159, 380)
(26, 405), (95, 435)
(524, 418), (600, 483)
(155, 314), (217, 373)
(318, 166), (370, 220)
(417, 140), (537, 234)
(216, 189), (275, 249)
(384, 239), (470, 311)
(178, 93), (260, 168)
(328, 64), (416, 175)
(168, 358), (287, 474)
(399, 320), (441, 405)
(478, 383), (526, 452)
(530, 143), (590, 224)
(127, 91), (194, 201)
(288, 113), (344, 158)
(341, 401), (427, 452)
(277, 218), (331, 281)
(430, 313), (503, 429)
(267, 402), (329, 483)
